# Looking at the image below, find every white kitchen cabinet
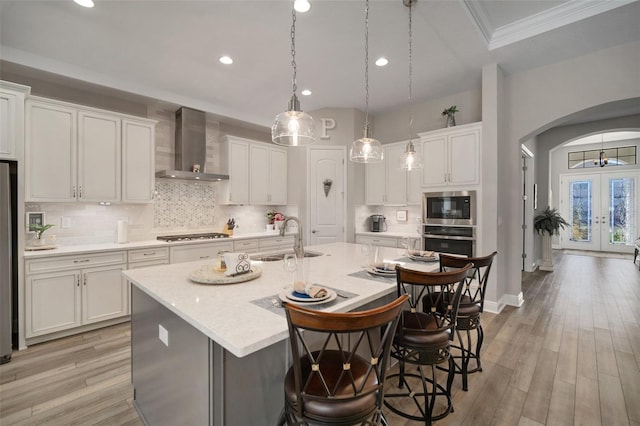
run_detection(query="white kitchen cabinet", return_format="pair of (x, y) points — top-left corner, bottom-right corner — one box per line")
(25, 98), (77, 201)
(355, 234), (399, 248)
(233, 239), (260, 254)
(0, 80), (30, 160)
(250, 144), (287, 205)
(25, 251), (128, 339)
(78, 110), (121, 202)
(419, 122), (481, 188)
(122, 119), (156, 203)
(25, 96), (156, 203)
(169, 241), (234, 264)
(219, 136), (250, 204)
(259, 235), (295, 252)
(365, 141), (423, 205)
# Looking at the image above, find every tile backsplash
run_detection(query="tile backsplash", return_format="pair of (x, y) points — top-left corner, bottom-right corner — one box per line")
(153, 180), (216, 228)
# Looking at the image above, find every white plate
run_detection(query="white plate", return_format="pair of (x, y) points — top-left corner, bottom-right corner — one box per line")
(279, 288), (337, 306)
(365, 265), (397, 277)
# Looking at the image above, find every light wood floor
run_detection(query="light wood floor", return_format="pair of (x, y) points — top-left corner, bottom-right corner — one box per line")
(1, 251), (638, 425)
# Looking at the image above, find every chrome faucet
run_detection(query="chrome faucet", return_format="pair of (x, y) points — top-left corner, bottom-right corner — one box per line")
(279, 216), (304, 258)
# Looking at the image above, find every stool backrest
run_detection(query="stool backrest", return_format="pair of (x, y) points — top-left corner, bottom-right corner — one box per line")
(395, 264), (472, 336)
(439, 251), (498, 312)
(284, 294), (408, 419)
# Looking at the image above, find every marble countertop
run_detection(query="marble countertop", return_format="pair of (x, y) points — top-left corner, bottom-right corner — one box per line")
(123, 242), (439, 358)
(23, 231), (295, 259)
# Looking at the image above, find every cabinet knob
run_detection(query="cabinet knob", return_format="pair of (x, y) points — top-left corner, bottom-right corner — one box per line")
(311, 230), (317, 234)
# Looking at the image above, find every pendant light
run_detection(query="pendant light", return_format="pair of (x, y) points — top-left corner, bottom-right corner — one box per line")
(349, 0), (383, 163)
(593, 134), (609, 167)
(400, 0), (423, 171)
(272, 4), (316, 147)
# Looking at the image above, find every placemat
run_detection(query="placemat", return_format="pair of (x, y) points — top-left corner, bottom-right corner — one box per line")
(251, 287), (359, 317)
(348, 269), (397, 284)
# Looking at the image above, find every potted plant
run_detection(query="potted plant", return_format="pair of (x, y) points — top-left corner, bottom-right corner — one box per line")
(441, 105), (459, 127)
(29, 223), (54, 246)
(534, 206), (569, 271)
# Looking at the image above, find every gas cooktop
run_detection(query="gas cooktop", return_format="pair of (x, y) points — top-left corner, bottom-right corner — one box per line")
(157, 233), (229, 242)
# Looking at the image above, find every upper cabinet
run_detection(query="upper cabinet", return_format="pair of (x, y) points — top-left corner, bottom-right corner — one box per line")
(250, 143), (287, 205)
(365, 141), (422, 206)
(25, 97), (156, 203)
(219, 136), (287, 206)
(0, 81), (30, 161)
(419, 122), (481, 188)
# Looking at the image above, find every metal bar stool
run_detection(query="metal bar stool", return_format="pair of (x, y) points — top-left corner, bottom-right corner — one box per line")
(279, 295), (408, 426)
(437, 251), (498, 391)
(383, 264), (472, 425)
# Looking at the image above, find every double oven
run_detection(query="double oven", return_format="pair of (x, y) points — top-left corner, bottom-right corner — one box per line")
(422, 191), (476, 257)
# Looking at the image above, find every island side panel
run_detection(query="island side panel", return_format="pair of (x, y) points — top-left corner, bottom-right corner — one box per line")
(131, 285), (210, 426)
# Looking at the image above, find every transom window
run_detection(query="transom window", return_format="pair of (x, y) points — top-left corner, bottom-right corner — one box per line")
(568, 146), (636, 169)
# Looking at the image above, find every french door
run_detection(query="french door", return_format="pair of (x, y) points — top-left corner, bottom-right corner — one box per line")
(560, 171), (638, 253)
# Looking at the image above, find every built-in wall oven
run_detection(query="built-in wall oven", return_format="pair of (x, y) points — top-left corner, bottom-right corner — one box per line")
(422, 191), (476, 257)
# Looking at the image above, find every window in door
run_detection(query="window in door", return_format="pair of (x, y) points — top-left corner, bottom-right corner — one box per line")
(609, 177), (635, 244)
(569, 180), (592, 242)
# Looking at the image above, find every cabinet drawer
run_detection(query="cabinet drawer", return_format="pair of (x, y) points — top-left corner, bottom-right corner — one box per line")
(355, 236), (398, 248)
(233, 240), (259, 253)
(26, 251), (127, 274)
(170, 242), (234, 264)
(127, 259), (170, 270)
(259, 236), (294, 250)
(128, 247), (169, 263)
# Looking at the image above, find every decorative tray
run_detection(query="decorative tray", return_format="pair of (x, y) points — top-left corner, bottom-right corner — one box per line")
(189, 265), (262, 285)
(25, 244), (59, 251)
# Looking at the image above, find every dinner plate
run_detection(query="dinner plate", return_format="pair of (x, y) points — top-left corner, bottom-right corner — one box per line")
(365, 265), (397, 277)
(279, 288), (337, 306)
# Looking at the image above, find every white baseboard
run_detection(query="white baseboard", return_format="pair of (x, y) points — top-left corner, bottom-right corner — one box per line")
(484, 291), (524, 314)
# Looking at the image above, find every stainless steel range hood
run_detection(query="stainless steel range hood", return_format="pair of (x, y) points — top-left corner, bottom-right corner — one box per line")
(155, 107), (229, 182)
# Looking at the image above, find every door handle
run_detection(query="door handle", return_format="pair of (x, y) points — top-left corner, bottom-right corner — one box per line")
(311, 230), (317, 234)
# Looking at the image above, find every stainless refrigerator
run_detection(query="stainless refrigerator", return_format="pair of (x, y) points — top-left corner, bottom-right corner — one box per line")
(1, 161), (17, 363)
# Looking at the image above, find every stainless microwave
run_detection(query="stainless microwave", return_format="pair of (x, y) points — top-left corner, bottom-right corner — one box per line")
(422, 191), (476, 226)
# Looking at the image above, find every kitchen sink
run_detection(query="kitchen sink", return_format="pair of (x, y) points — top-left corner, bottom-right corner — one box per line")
(251, 251), (323, 262)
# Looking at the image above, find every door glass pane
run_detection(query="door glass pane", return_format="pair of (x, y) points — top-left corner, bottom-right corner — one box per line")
(609, 178), (635, 244)
(569, 180), (592, 242)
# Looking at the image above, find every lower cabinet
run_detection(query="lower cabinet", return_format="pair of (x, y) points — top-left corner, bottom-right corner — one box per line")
(25, 251), (128, 340)
(169, 241), (234, 264)
(355, 234), (400, 248)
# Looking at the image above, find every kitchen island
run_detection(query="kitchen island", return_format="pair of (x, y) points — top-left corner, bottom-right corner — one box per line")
(123, 242), (438, 425)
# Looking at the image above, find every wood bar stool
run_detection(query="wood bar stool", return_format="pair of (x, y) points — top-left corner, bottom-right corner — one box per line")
(437, 251), (497, 391)
(279, 294), (408, 426)
(384, 264), (472, 425)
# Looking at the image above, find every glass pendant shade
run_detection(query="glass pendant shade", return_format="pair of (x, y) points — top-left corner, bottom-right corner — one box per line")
(272, 97), (316, 147)
(401, 140), (423, 170)
(350, 130), (384, 163)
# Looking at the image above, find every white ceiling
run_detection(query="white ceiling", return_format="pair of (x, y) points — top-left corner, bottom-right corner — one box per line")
(1, 0), (638, 128)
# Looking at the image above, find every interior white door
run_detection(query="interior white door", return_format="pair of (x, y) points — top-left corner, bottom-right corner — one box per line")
(561, 171), (638, 253)
(309, 147), (345, 245)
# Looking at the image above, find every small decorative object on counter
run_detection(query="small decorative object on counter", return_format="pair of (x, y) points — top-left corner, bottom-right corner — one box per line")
(441, 105), (459, 127)
(192, 163), (201, 173)
(224, 252), (251, 276)
(216, 250), (229, 272)
(222, 218), (236, 236)
(28, 223), (54, 246)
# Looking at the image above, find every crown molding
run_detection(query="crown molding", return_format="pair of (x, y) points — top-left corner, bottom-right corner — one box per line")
(463, 0), (637, 51)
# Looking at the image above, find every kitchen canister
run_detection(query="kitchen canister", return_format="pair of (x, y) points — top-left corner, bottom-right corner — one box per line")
(117, 219), (128, 243)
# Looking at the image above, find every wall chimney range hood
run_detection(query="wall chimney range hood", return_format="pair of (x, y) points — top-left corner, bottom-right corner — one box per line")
(155, 107), (229, 182)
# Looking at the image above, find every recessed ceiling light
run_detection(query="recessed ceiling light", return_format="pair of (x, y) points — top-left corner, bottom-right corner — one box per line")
(375, 57), (389, 67)
(294, 0), (311, 13)
(301, 89), (312, 96)
(219, 56), (233, 65)
(73, 0), (94, 8)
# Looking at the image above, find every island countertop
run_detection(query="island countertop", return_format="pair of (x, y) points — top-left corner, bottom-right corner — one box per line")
(123, 242), (438, 358)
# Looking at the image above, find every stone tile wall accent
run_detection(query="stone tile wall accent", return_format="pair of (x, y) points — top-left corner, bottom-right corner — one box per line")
(153, 180), (216, 228)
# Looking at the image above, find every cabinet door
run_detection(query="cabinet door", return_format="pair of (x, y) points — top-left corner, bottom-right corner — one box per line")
(269, 147), (287, 204)
(365, 160), (385, 205)
(448, 129), (479, 185)
(82, 265), (128, 324)
(122, 119), (155, 203)
(25, 100), (77, 201)
(421, 137), (447, 187)
(26, 270), (81, 337)
(228, 140), (250, 204)
(0, 90), (17, 159)
(78, 110), (121, 202)
(249, 144), (269, 204)
(170, 241), (234, 264)
(385, 145), (407, 205)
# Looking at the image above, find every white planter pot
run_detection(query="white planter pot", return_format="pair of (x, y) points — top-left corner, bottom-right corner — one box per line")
(539, 233), (554, 271)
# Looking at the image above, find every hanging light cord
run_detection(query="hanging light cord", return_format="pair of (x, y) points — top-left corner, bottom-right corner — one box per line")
(290, 8), (298, 97)
(364, 0), (371, 133)
(408, 1), (414, 145)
